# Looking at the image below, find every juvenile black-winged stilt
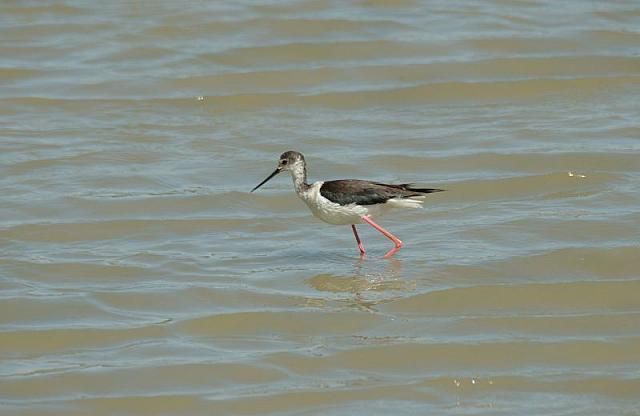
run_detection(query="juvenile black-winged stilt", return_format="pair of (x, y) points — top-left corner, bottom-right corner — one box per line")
(251, 151), (444, 257)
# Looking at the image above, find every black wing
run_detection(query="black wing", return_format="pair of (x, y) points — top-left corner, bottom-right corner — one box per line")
(320, 179), (444, 206)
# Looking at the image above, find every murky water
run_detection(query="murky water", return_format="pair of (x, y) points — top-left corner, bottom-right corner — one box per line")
(1, 1), (640, 415)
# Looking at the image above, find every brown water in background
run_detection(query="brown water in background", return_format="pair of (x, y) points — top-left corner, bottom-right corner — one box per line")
(1, 1), (640, 415)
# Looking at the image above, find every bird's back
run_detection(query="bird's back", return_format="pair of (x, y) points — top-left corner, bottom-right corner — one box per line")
(319, 179), (443, 206)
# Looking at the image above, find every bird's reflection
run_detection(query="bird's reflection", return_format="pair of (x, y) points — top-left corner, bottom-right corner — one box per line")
(307, 256), (413, 313)
(352, 254), (403, 276)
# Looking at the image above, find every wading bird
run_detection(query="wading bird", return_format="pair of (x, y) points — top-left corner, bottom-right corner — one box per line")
(251, 151), (443, 257)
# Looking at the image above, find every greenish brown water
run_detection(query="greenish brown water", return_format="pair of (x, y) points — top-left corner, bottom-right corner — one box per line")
(1, 1), (640, 415)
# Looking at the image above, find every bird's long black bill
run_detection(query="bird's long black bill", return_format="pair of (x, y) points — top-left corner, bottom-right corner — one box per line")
(251, 168), (281, 192)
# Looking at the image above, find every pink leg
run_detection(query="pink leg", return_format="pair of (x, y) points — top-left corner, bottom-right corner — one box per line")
(360, 215), (403, 257)
(351, 224), (366, 256)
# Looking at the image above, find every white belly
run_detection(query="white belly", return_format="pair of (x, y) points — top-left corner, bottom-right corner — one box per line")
(298, 182), (388, 225)
(306, 198), (374, 225)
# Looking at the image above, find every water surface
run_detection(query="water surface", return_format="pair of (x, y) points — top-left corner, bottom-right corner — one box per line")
(1, 1), (640, 415)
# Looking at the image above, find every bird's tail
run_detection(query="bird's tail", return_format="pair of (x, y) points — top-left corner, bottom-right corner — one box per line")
(402, 184), (445, 194)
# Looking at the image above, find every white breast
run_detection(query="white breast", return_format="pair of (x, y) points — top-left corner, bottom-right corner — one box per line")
(298, 182), (371, 225)
(296, 181), (425, 225)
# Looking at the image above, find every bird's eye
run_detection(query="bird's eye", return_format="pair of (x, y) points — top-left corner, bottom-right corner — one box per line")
(281, 160), (288, 165)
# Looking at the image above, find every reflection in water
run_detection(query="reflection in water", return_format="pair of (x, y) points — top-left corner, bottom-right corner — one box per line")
(307, 257), (415, 312)
(353, 255), (404, 278)
(309, 258), (405, 294)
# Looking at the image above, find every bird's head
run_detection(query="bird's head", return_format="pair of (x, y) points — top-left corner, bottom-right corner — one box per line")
(276, 150), (305, 173)
(251, 150), (306, 192)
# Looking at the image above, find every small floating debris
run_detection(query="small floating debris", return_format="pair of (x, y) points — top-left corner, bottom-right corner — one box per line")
(196, 96), (204, 101)
(568, 171), (586, 178)
(453, 378), (493, 388)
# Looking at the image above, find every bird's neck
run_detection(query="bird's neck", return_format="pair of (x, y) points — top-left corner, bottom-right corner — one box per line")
(290, 163), (309, 194)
